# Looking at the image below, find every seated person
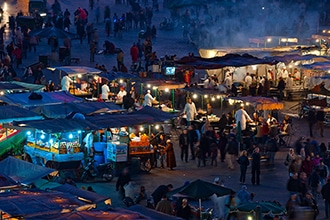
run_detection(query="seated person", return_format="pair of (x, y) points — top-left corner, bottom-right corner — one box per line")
(278, 119), (291, 146)
(266, 114), (277, 125)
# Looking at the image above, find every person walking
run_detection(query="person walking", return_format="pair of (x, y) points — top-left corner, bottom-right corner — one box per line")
(251, 147), (261, 185)
(165, 140), (176, 170)
(187, 125), (198, 160)
(225, 135), (239, 170)
(266, 135), (279, 166)
(307, 109), (316, 138)
(116, 49), (124, 70)
(237, 150), (249, 184)
(179, 128), (189, 163)
(321, 178), (330, 219)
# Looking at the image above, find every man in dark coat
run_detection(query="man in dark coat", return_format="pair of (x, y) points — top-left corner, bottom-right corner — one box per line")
(116, 167), (131, 198)
(307, 109), (316, 138)
(187, 125), (198, 160)
(179, 128), (189, 163)
(321, 179), (330, 219)
(151, 184), (173, 206)
(251, 147), (261, 185)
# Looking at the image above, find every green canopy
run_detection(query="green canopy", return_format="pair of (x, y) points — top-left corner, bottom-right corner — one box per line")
(233, 202), (286, 215)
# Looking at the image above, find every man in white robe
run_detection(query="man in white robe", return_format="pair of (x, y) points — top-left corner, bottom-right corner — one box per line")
(234, 106), (252, 130)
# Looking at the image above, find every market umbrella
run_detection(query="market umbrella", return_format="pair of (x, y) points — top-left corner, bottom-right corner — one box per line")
(233, 201), (286, 215)
(168, 179), (234, 219)
(29, 27), (76, 39)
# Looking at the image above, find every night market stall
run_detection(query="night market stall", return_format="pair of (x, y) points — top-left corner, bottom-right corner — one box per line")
(3, 118), (98, 171)
(0, 105), (43, 158)
(50, 66), (102, 98)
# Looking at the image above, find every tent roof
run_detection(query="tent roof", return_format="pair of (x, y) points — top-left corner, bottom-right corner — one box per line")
(53, 66), (102, 76)
(29, 102), (123, 118)
(85, 114), (153, 128)
(136, 80), (186, 90)
(175, 53), (276, 69)
(265, 54), (330, 63)
(0, 105), (43, 123)
(182, 87), (228, 96)
(227, 96), (284, 111)
(132, 106), (177, 122)
(0, 82), (25, 90)
(10, 118), (99, 133)
(99, 72), (138, 81)
(0, 91), (84, 107)
(0, 189), (87, 218)
(0, 157), (54, 184)
(301, 61), (330, 71)
(52, 184), (110, 204)
(128, 205), (183, 220)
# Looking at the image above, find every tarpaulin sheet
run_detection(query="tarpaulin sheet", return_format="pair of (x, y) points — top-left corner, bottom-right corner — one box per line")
(52, 184), (109, 204)
(0, 156), (54, 184)
(0, 189), (86, 218)
(29, 102), (122, 118)
(0, 91), (83, 107)
(99, 72), (138, 81)
(85, 114), (153, 128)
(54, 66), (101, 76)
(128, 205), (183, 220)
(0, 105), (43, 123)
(132, 106), (177, 122)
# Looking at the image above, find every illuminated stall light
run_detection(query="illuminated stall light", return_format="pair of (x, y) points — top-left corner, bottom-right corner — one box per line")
(267, 38), (272, 42)
(26, 131), (32, 135)
(155, 125), (160, 130)
(216, 95), (221, 99)
(139, 127), (144, 131)
(77, 130), (82, 134)
(211, 97), (215, 102)
(119, 79), (123, 83)
(228, 99), (235, 105)
(0, 91), (4, 95)
(323, 30), (326, 33)
(49, 139), (54, 144)
(152, 86), (157, 90)
(69, 133), (73, 139)
(147, 84), (151, 88)
(164, 88), (169, 92)
(240, 103), (244, 107)
(246, 102), (249, 106)
(252, 65), (257, 70)
(77, 74), (82, 78)
(40, 134), (45, 139)
(204, 95), (208, 98)
(192, 94), (198, 99)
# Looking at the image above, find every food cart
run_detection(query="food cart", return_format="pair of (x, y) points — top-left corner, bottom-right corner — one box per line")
(0, 105), (43, 158)
(51, 66), (102, 98)
(3, 118), (97, 170)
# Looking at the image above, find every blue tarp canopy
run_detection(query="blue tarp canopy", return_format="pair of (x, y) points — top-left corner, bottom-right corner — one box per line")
(0, 105), (43, 123)
(53, 66), (102, 76)
(0, 82), (45, 92)
(301, 61), (330, 71)
(0, 173), (20, 188)
(99, 72), (138, 81)
(29, 102), (123, 118)
(0, 189), (87, 218)
(0, 91), (84, 107)
(182, 87), (229, 96)
(133, 106), (177, 122)
(25, 208), (148, 220)
(10, 118), (99, 133)
(175, 53), (277, 69)
(52, 184), (110, 204)
(0, 157), (54, 184)
(264, 54), (330, 63)
(85, 114), (153, 128)
(128, 205), (183, 220)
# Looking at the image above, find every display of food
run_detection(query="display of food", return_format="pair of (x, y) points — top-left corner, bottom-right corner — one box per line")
(0, 128), (18, 142)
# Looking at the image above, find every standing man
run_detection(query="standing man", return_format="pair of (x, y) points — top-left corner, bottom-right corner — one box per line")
(277, 77), (286, 101)
(307, 109), (316, 138)
(116, 86), (127, 105)
(234, 105), (252, 131)
(61, 74), (73, 92)
(321, 178), (330, 219)
(143, 90), (156, 107)
(90, 41), (96, 62)
(179, 128), (189, 163)
(182, 97), (197, 126)
(101, 82), (110, 101)
(117, 49), (124, 70)
(316, 109), (325, 137)
(188, 125), (198, 161)
(225, 135), (239, 170)
(251, 147), (261, 185)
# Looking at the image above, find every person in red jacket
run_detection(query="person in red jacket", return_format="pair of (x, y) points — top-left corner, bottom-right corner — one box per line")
(300, 155), (314, 177)
(130, 43), (139, 64)
(12, 47), (22, 68)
